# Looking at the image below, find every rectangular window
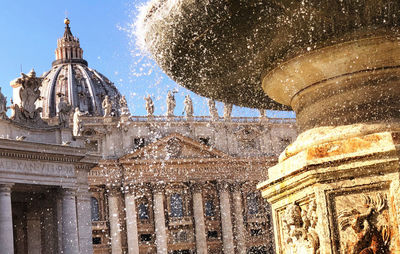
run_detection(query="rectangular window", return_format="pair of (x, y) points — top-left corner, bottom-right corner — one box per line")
(170, 193), (184, 218)
(247, 192), (259, 215)
(205, 200), (215, 217)
(207, 231), (218, 239)
(138, 203), (149, 220)
(140, 234), (152, 242)
(92, 237), (101, 244)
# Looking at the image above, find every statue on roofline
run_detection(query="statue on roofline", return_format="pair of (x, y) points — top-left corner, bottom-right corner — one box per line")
(207, 99), (218, 120)
(223, 103), (232, 121)
(119, 95), (130, 116)
(0, 87), (7, 120)
(102, 95), (112, 117)
(145, 95), (154, 116)
(166, 91), (176, 117)
(183, 95), (194, 118)
(58, 96), (72, 128)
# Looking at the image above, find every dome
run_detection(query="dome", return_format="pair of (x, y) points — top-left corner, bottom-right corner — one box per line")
(38, 19), (122, 118)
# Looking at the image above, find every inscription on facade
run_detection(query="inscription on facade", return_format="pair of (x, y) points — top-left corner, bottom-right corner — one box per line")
(0, 159), (75, 177)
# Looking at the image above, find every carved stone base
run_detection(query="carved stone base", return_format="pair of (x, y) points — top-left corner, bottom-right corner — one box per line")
(10, 104), (49, 128)
(258, 123), (400, 254)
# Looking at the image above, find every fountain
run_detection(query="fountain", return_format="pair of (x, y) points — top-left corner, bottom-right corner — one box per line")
(139, 1), (400, 253)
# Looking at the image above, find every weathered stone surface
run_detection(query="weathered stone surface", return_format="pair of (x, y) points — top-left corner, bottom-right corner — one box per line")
(258, 125), (400, 253)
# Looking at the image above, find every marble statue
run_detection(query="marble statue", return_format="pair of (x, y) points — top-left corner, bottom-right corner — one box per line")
(10, 69), (47, 127)
(207, 99), (218, 120)
(145, 96), (154, 116)
(259, 109), (266, 118)
(102, 95), (112, 117)
(0, 87), (7, 120)
(166, 91), (176, 117)
(223, 103), (232, 121)
(119, 96), (130, 116)
(58, 97), (71, 128)
(18, 69), (42, 118)
(73, 107), (83, 136)
(183, 95), (193, 118)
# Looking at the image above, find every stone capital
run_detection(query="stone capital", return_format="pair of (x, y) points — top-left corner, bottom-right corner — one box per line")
(123, 184), (138, 195)
(0, 183), (13, 193)
(106, 184), (122, 196)
(60, 187), (77, 197)
(151, 182), (165, 194)
(231, 182), (243, 192)
(189, 181), (204, 193)
(217, 181), (231, 192)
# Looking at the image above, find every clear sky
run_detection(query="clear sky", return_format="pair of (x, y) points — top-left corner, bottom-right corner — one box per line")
(0, 0), (294, 118)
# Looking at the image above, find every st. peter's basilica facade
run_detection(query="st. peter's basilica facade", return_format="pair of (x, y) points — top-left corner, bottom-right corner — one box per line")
(0, 19), (296, 254)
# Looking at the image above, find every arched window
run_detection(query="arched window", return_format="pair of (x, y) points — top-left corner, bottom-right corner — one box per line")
(91, 197), (100, 221)
(138, 202), (149, 220)
(170, 193), (183, 218)
(247, 192), (259, 215)
(205, 199), (215, 217)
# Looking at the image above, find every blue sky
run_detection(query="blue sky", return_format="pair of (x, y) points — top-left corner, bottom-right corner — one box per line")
(0, 0), (294, 118)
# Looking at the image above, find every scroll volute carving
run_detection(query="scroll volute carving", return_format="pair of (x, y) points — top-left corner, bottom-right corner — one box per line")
(282, 199), (320, 254)
(338, 193), (391, 254)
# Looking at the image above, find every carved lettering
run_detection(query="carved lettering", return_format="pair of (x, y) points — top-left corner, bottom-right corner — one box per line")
(0, 159), (74, 177)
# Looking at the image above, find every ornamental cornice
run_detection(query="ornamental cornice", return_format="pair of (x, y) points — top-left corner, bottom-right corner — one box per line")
(0, 138), (89, 163)
(0, 150), (80, 163)
(119, 157), (272, 166)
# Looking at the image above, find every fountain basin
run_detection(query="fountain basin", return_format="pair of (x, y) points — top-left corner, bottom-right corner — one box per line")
(139, 0), (400, 109)
(264, 36), (400, 131)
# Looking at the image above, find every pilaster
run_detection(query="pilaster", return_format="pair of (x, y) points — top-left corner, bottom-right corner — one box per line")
(191, 182), (208, 254)
(217, 181), (235, 254)
(152, 183), (168, 254)
(107, 184), (123, 254)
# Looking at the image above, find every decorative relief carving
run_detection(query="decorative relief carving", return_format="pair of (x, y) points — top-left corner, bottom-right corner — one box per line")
(337, 193), (391, 254)
(165, 137), (182, 158)
(282, 199), (320, 254)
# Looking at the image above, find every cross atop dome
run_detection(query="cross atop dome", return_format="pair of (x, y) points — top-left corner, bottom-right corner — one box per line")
(62, 17), (74, 41)
(53, 18), (87, 66)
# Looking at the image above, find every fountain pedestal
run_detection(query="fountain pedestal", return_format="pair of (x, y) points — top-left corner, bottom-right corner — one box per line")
(257, 37), (400, 253)
(258, 125), (400, 253)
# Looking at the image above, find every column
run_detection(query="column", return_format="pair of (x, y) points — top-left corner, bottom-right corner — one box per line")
(27, 210), (41, 254)
(218, 181), (234, 254)
(125, 185), (139, 254)
(232, 183), (246, 254)
(153, 183), (168, 254)
(0, 184), (14, 254)
(57, 193), (63, 254)
(76, 186), (94, 254)
(191, 183), (207, 254)
(107, 185), (123, 254)
(61, 188), (80, 254)
(42, 205), (57, 254)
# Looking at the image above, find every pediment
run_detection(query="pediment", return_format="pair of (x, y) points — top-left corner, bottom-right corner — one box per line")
(120, 133), (229, 161)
